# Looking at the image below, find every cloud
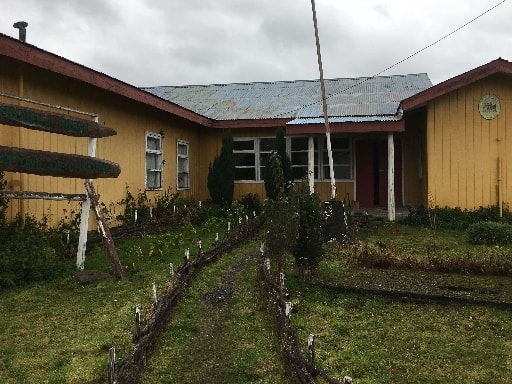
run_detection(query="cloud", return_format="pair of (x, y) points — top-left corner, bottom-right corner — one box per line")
(0, 0), (510, 87)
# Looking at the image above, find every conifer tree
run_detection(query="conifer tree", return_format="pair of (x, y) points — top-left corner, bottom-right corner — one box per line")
(207, 130), (235, 207)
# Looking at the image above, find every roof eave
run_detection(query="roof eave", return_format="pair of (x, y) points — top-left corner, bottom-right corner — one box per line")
(286, 120), (405, 135)
(0, 34), (211, 127)
(402, 58), (512, 111)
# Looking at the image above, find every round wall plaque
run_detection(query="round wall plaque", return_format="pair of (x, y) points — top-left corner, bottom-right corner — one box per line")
(478, 94), (500, 120)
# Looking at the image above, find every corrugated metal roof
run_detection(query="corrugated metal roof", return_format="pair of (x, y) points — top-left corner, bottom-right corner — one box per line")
(142, 73), (432, 121)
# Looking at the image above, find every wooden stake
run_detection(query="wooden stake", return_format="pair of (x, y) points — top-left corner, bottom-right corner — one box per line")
(84, 180), (123, 279)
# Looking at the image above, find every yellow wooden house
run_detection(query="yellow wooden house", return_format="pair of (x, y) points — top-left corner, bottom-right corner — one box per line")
(401, 58), (512, 211)
(2, 31), (509, 227)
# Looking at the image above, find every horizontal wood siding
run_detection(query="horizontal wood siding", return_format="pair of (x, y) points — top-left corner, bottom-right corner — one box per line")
(426, 74), (512, 209)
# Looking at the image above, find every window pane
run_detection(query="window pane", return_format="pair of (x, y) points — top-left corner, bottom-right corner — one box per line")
(291, 137), (309, 151)
(259, 138), (275, 152)
(291, 152), (308, 166)
(178, 157), (188, 172)
(292, 166), (308, 180)
(177, 143), (188, 156)
(324, 165), (351, 180)
(331, 137), (349, 149)
(235, 167), (256, 180)
(147, 170), (161, 189)
(233, 140), (254, 151)
(178, 172), (189, 189)
(147, 136), (161, 151)
(234, 153), (255, 167)
(146, 153), (161, 170)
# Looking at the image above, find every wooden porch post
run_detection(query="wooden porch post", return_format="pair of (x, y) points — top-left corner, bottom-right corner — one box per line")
(387, 133), (395, 221)
(308, 136), (315, 194)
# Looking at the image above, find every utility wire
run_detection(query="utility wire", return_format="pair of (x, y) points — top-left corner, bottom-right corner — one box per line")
(277, 0), (507, 118)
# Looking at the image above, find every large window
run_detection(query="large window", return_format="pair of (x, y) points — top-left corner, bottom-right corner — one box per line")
(233, 138), (275, 181)
(233, 135), (352, 182)
(145, 132), (162, 189)
(321, 137), (352, 180)
(177, 140), (190, 190)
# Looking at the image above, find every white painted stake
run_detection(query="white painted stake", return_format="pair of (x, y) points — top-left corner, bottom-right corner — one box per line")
(227, 222), (231, 232)
(134, 209), (138, 224)
(173, 205), (176, 213)
(169, 263), (174, 277)
(152, 282), (157, 305)
(149, 207), (153, 219)
(307, 333), (315, 366)
(185, 248), (190, 261)
(215, 232), (219, 242)
(285, 301), (293, 318)
(253, 210), (256, 217)
(199, 201), (202, 208)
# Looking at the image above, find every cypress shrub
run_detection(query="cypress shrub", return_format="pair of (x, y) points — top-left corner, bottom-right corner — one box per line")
(207, 130), (235, 207)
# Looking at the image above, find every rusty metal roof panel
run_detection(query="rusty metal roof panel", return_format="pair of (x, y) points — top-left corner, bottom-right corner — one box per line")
(143, 73), (432, 121)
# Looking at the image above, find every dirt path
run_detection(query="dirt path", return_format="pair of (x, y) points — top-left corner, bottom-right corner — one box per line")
(188, 253), (254, 382)
(142, 244), (287, 383)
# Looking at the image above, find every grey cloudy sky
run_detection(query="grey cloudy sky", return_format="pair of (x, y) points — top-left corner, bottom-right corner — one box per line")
(0, 0), (510, 87)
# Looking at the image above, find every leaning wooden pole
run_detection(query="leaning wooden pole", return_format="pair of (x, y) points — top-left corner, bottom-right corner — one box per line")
(310, 0), (336, 200)
(84, 180), (124, 280)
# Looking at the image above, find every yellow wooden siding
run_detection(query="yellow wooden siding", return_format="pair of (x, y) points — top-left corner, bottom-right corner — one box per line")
(0, 58), (202, 228)
(426, 75), (512, 209)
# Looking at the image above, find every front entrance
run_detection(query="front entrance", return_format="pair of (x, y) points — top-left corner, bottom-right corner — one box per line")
(355, 139), (402, 208)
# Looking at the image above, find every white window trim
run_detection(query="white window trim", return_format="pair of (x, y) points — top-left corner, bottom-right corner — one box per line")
(233, 135), (353, 182)
(177, 140), (190, 190)
(145, 131), (163, 190)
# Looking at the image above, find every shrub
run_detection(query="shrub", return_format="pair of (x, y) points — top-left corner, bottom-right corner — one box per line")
(207, 130), (235, 207)
(467, 221), (512, 245)
(264, 150), (285, 202)
(291, 180), (323, 278)
(239, 193), (262, 216)
(404, 205), (512, 230)
(0, 215), (70, 287)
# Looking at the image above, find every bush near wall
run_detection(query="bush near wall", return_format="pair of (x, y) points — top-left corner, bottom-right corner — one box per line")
(467, 221), (512, 245)
(404, 205), (512, 230)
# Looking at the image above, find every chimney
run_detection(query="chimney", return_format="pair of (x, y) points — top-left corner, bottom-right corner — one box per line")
(13, 21), (28, 42)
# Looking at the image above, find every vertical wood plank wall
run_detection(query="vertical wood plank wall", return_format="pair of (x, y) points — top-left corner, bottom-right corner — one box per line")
(0, 58), (202, 228)
(426, 75), (511, 209)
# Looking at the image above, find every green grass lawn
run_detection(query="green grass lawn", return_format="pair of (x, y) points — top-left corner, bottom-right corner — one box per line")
(2, 219), (512, 383)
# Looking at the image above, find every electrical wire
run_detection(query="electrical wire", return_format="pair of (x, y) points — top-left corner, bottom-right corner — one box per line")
(277, 0), (507, 118)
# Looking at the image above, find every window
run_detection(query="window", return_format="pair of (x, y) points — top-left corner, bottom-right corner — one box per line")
(233, 135), (352, 182)
(233, 139), (256, 181)
(177, 140), (190, 189)
(289, 137), (318, 180)
(145, 132), (162, 189)
(321, 137), (352, 180)
(288, 136), (351, 181)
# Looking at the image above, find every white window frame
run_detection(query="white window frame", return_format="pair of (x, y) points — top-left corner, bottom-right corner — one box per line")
(177, 140), (190, 190)
(145, 132), (163, 190)
(233, 135), (353, 182)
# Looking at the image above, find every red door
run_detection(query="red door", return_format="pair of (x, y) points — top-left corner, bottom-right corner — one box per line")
(355, 139), (402, 208)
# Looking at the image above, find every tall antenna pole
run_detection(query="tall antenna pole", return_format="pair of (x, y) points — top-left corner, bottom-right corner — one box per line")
(310, 0), (336, 200)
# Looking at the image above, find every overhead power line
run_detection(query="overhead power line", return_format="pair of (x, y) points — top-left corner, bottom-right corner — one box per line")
(279, 0), (507, 118)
